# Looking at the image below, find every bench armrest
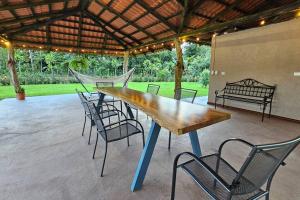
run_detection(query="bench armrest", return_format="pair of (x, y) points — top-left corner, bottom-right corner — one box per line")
(215, 88), (224, 96)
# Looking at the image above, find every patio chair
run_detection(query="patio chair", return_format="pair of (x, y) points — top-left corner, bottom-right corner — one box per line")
(96, 81), (123, 112)
(127, 84), (160, 120)
(76, 90), (118, 145)
(168, 88), (197, 150)
(87, 101), (145, 177)
(170, 136), (300, 200)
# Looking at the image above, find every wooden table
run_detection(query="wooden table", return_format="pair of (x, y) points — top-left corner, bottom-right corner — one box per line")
(97, 87), (231, 191)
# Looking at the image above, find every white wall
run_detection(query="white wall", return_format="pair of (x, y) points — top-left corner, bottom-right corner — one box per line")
(208, 18), (300, 120)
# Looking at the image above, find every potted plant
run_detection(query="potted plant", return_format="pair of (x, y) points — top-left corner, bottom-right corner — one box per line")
(16, 87), (25, 100)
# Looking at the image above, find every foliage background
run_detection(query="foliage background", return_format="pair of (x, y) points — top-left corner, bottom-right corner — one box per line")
(0, 43), (211, 86)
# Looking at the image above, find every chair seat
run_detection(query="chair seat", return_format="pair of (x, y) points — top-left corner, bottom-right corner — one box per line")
(216, 94), (271, 104)
(100, 123), (142, 142)
(180, 154), (265, 200)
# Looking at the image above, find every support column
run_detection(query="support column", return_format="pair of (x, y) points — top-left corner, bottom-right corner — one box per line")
(7, 42), (21, 93)
(174, 38), (184, 93)
(123, 51), (129, 73)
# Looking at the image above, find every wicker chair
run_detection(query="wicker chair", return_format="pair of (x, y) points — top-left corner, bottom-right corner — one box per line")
(171, 136), (300, 200)
(87, 101), (145, 177)
(168, 88), (197, 150)
(76, 90), (118, 145)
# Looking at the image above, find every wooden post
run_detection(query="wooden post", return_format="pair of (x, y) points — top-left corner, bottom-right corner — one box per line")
(174, 38), (184, 93)
(7, 42), (21, 92)
(123, 51), (129, 73)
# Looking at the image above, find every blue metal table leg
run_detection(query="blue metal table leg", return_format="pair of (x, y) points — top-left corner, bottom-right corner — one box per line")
(131, 121), (161, 192)
(189, 131), (202, 157)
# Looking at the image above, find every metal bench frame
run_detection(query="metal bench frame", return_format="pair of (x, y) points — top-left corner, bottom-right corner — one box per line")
(215, 78), (276, 121)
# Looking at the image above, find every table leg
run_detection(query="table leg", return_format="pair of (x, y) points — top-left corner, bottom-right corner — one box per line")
(96, 92), (105, 110)
(131, 121), (161, 192)
(124, 102), (134, 119)
(189, 131), (202, 157)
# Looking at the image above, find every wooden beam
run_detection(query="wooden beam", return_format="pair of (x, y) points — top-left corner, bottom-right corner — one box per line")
(77, 12), (83, 49)
(123, 51), (129, 73)
(84, 11), (130, 49)
(12, 40), (124, 51)
(130, 1), (300, 50)
(134, 0), (178, 33)
(209, 0), (244, 24)
(0, 0), (65, 11)
(95, 0), (157, 40)
(0, 8), (80, 27)
(46, 24), (51, 48)
(6, 42), (21, 93)
(174, 38), (184, 93)
(178, 0), (188, 33)
(4, 9), (80, 37)
(214, 0), (248, 15)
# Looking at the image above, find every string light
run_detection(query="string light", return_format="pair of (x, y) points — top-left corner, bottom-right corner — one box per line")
(212, 33), (217, 37)
(134, 49), (137, 52)
(82, 49), (85, 52)
(196, 37), (200, 41)
(153, 45), (156, 48)
(139, 49), (142, 51)
(39, 46), (42, 49)
(22, 44), (26, 47)
(146, 46), (149, 49)
(296, 10), (300, 17)
(69, 49), (72, 52)
(161, 43), (164, 46)
(55, 48), (58, 51)
(4, 41), (10, 47)
(94, 50), (97, 53)
(260, 20), (266, 26)
(182, 38), (186, 42)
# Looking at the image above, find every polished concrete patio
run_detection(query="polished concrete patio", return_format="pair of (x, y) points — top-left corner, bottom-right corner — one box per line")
(0, 94), (299, 200)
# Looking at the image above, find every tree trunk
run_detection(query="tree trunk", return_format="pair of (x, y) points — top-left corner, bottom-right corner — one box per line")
(174, 38), (184, 94)
(7, 42), (21, 92)
(29, 50), (34, 71)
(123, 51), (129, 73)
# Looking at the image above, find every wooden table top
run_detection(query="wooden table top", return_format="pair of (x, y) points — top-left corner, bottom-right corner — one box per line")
(97, 87), (231, 135)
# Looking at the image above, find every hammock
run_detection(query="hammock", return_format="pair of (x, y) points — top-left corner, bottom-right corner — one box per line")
(69, 67), (134, 94)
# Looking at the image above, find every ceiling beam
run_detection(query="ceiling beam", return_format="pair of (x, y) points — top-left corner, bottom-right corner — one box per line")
(77, 12), (83, 49)
(134, 0), (178, 33)
(178, 0), (189, 33)
(130, 1), (300, 50)
(95, 0), (157, 40)
(3, 9), (80, 37)
(214, 0), (248, 15)
(85, 10), (141, 46)
(84, 11), (129, 49)
(0, 8), (79, 27)
(209, 0), (245, 24)
(0, 0), (65, 11)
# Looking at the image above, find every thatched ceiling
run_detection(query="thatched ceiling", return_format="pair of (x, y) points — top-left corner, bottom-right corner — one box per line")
(0, 0), (299, 55)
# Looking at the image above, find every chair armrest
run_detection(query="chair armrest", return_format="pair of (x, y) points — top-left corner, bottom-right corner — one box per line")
(218, 138), (255, 155)
(104, 118), (144, 134)
(215, 88), (225, 96)
(174, 152), (231, 191)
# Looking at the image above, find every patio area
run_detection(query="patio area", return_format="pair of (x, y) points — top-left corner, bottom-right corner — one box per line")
(0, 94), (299, 200)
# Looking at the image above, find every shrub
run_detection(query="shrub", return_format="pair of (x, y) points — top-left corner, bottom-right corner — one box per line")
(200, 69), (210, 87)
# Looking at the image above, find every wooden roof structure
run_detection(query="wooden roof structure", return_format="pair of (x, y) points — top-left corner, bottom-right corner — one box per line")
(0, 0), (300, 56)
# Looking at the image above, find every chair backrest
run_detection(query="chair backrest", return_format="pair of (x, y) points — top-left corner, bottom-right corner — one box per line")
(147, 84), (160, 95)
(231, 136), (300, 195)
(76, 90), (91, 114)
(87, 102), (106, 134)
(174, 88), (197, 103)
(96, 81), (114, 88)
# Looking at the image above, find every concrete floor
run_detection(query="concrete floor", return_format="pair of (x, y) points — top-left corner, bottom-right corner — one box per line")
(0, 94), (299, 200)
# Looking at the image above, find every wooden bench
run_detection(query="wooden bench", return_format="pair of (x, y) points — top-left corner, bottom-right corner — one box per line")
(215, 78), (276, 121)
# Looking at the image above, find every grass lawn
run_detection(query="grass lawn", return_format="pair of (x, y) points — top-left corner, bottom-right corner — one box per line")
(0, 82), (208, 99)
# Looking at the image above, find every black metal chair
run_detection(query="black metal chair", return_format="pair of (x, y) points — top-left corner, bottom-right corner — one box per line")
(128, 84), (160, 120)
(87, 101), (145, 177)
(76, 90), (118, 145)
(168, 88), (197, 150)
(171, 136), (300, 200)
(96, 81), (123, 112)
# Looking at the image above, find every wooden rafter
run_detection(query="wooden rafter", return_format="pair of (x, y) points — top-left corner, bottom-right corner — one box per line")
(13, 40), (123, 52)
(77, 12), (83, 49)
(2, 9), (80, 36)
(0, 0), (66, 11)
(84, 11), (129, 49)
(214, 0), (248, 15)
(46, 24), (51, 48)
(95, 0), (157, 40)
(134, 0), (178, 33)
(131, 1), (300, 50)
(209, 0), (245, 24)
(85, 10), (142, 45)
(0, 8), (80, 27)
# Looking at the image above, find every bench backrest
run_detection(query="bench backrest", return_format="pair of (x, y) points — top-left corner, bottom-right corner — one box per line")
(224, 79), (275, 98)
